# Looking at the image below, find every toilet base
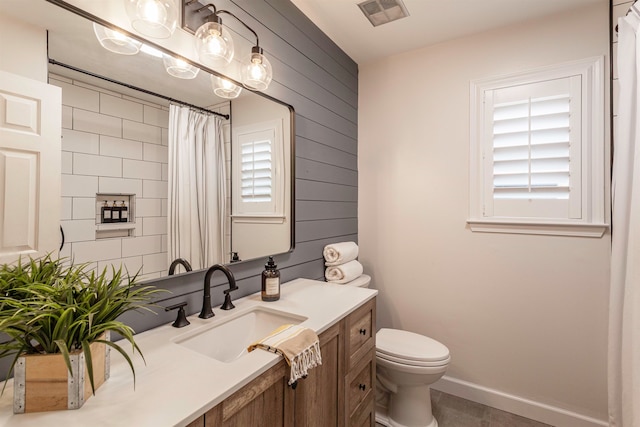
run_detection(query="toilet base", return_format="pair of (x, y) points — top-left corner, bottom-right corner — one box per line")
(375, 385), (438, 427)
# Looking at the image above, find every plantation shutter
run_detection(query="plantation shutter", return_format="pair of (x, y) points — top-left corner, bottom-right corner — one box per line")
(241, 138), (272, 203)
(483, 76), (582, 219)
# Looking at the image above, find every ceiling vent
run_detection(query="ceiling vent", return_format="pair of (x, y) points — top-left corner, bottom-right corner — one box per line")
(357, 0), (410, 27)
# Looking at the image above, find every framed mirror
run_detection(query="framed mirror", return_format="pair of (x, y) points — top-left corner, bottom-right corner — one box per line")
(0, 0), (294, 280)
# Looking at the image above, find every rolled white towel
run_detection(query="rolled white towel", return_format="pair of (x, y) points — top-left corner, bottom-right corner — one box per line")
(325, 260), (364, 284)
(323, 241), (359, 266)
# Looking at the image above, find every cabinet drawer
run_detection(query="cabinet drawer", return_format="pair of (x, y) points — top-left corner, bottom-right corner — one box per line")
(349, 395), (374, 427)
(346, 298), (376, 370)
(346, 354), (374, 419)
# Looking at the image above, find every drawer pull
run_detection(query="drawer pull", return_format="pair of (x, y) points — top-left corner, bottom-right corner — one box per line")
(359, 328), (367, 335)
(358, 384), (366, 391)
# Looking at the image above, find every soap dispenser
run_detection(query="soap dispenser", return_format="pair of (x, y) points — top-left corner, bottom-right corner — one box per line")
(261, 256), (280, 302)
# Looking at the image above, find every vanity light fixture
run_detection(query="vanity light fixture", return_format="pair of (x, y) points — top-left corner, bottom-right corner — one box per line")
(92, 23), (142, 55)
(125, 0), (178, 39)
(194, 7), (235, 68)
(163, 55), (200, 79)
(210, 74), (242, 99)
(188, 2), (273, 91)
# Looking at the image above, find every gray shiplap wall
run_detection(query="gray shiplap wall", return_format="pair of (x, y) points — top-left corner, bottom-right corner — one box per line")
(125, 0), (359, 331)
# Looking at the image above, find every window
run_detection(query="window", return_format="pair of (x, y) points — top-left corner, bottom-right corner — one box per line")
(232, 120), (284, 218)
(468, 57), (607, 237)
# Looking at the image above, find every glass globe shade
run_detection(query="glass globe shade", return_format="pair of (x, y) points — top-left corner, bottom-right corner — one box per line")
(211, 75), (242, 99)
(242, 50), (272, 91)
(124, 0), (177, 39)
(93, 23), (141, 55)
(195, 21), (235, 68)
(163, 55), (199, 79)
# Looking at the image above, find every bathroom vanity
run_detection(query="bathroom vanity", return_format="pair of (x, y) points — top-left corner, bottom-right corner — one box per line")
(0, 279), (376, 426)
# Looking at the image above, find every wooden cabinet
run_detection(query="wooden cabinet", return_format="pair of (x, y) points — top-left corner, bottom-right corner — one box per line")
(344, 299), (376, 426)
(192, 297), (376, 427)
(294, 322), (342, 426)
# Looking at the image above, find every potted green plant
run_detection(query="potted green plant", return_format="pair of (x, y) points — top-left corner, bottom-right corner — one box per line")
(0, 254), (162, 413)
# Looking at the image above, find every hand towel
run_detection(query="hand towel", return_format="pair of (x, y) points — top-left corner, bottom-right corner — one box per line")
(248, 324), (322, 385)
(324, 260), (364, 284)
(323, 241), (359, 266)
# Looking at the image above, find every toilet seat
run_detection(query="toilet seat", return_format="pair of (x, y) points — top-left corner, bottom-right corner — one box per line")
(376, 328), (450, 367)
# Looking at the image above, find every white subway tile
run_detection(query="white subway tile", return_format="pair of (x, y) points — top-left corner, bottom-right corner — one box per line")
(61, 197), (72, 220)
(74, 80), (121, 98)
(123, 159), (161, 180)
(123, 120), (161, 144)
(161, 234), (167, 252)
(61, 219), (95, 242)
(99, 177), (143, 195)
(97, 256), (144, 278)
(122, 94), (163, 109)
(61, 151), (73, 174)
(52, 80), (99, 111)
(143, 216), (167, 235)
(138, 271), (162, 281)
(74, 153), (122, 177)
(62, 129), (100, 154)
(142, 252), (168, 275)
(50, 74), (72, 84)
(71, 239), (122, 264)
(62, 106), (73, 129)
(101, 93), (144, 122)
(161, 163), (168, 181)
(143, 180), (168, 198)
(74, 109), (122, 138)
(143, 143), (168, 163)
(100, 136), (143, 160)
(72, 197), (96, 220)
(161, 198), (168, 217)
(143, 105), (169, 127)
(161, 128), (168, 146)
(122, 235), (162, 257)
(136, 198), (162, 217)
(62, 174), (99, 197)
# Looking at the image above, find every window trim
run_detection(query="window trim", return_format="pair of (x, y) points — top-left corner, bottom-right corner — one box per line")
(468, 56), (608, 237)
(232, 119), (285, 218)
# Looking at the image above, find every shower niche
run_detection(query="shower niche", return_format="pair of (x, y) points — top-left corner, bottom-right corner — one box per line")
(95, 193), (136, 239)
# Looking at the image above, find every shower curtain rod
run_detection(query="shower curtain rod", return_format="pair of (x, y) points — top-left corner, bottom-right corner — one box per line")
(48, 59), (230, 120)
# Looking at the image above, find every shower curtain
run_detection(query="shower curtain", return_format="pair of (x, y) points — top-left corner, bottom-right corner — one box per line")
(168, 105), (227, 270)
(609, 6), (640, 427)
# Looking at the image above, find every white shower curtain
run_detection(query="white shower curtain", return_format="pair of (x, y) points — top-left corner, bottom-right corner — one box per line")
(609, 7), (640, 427)
(168, 105), (227, 270)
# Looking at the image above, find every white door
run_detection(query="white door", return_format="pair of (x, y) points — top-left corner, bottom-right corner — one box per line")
(0, 70), (61, 263)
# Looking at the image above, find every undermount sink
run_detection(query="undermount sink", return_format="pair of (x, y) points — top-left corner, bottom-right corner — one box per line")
(174, 306), (308, 363)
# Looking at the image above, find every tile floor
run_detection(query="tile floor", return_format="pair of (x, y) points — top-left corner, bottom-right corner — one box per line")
(376, 389), (554, 427)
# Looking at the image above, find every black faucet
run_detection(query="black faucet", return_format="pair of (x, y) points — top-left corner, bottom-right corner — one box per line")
(199, 264), (238, 319)
(168, 258), (192, 275)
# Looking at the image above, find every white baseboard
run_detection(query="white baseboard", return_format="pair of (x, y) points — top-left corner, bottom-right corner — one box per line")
(431, 376), (608, 427)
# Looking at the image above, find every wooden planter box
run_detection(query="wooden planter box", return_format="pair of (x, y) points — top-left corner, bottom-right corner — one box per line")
(12, 332), (111, 413)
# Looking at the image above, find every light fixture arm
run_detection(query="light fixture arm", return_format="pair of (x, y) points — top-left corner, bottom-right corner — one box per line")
(215, 10), (260, 48)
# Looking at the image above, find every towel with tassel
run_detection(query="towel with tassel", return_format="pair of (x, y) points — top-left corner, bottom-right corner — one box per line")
(325, 259), (364, 284)
(248, 324), (322, 385)
(323, 241), (359, 266)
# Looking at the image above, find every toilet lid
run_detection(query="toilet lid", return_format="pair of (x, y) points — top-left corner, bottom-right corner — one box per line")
(376, 328), (450, 363)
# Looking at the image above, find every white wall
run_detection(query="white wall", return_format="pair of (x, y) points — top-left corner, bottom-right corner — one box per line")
(358, 2), (610, 425)
(0, 14), (46, 81)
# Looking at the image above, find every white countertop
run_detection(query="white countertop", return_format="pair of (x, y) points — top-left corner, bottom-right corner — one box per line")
(0, 278), (377, 426)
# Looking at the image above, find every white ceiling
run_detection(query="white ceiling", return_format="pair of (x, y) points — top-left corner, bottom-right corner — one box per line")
(289, 0), (605, 64)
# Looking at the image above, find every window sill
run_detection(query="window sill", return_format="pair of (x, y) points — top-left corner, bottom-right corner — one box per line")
(466, 219), (609, 237)
(231, 215), (285, 224)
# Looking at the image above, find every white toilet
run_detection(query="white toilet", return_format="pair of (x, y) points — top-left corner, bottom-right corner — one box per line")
(346, 274), (450, 427)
